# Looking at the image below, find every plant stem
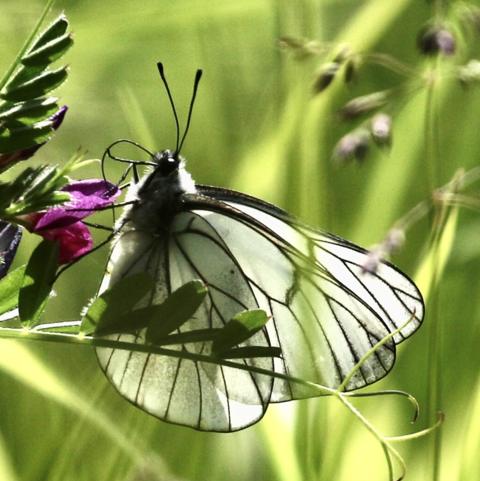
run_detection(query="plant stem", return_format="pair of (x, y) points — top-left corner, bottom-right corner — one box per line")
(0, 326), (335, 394)
(424, 58), (444, 481)
(0, 0), (56, 91)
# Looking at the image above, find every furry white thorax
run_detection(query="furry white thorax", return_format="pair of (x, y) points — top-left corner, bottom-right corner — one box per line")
(118, 160), (196, 233)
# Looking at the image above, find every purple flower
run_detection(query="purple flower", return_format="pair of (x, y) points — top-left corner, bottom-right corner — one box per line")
(25, 179), (120, 264)
(0, 221), (22, 278)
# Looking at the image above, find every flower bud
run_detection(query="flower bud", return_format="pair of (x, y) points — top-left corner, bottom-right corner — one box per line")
(344, 58), (357, 84)
(313, 62), (339, 93)
(362, 248), (382, 274)
(417, 24), (456, 57)
(333, 129), (370, 164)
(338, 91), (389, 120)
(370, 113), (392, 147)
(384, 228), (405, 253)
(458, 59), (480, 85)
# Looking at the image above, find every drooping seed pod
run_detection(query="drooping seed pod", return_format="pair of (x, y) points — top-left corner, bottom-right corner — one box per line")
(313, 62), (340, 94)
(370, 113), (392, 147)
(417, 24), (456, 57)
(332, 129), (370, 164)
(338, 91), (389, 120)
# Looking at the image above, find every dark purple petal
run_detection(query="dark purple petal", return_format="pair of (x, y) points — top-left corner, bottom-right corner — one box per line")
(34, 179), (120, 231)
(38, 221), (93, 264)
(51, 105), (68, 130)
(0, 221), (22, 278)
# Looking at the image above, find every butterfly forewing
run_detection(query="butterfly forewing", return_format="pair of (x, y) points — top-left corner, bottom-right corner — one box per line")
(189, 186), (424, 394)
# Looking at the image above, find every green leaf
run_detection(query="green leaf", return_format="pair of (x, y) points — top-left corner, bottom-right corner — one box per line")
(3, 65), (44, 92)
(1, 67), (68, 102)
(97, 280), (208, 338)
(34, 320), (81, 334)
(0, 265), (26, 316)
(212, 309), (270, 354)
(152, 328), (221, 346)
(145, 280), (208, 343)
(0, 119), (52, 154)
(22, 33), (73, 68)
(27, 14), (69, 53)
(18, 240), (59, 327)
(218, 346), (282, 359)
(0, 98), (58, 123)
(0, 165), (71, 218)
(81, 273), (155, 335)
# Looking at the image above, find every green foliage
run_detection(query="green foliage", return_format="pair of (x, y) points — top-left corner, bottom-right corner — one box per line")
(0, 265), (25, 315)
(0, 164), (71, 219)
(144, 280), (208, 342)
(18, 239), (58, 327)
(81, 272), (156, 334)
(212, 309), (270, 354)
(0, 12), (71, 160)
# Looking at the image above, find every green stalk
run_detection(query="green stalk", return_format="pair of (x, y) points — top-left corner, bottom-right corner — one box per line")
(423, 59), (444, 481)
(0, 0), (56, 91)
(0, 326), (332, 392)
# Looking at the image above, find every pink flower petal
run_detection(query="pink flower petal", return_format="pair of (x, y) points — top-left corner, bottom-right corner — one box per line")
(38, 221), (93, 264)
(34, 179), (120, 231)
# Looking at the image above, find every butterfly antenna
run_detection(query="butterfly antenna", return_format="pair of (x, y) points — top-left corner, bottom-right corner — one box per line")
(177, 69), (203, 155)
(157, 62), (180, 153)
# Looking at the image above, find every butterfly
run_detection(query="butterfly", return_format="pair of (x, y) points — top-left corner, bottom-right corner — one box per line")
(95, 63), (425, 432)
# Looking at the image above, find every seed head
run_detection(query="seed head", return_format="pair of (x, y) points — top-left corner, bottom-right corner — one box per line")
(338, 91), (389, 120)
(333, 129), (370, 164)
(458, 59), (480, 85)
(417, 24), (456, 57)
(313, 62), (340, 93)
(370, 113), (392, 147)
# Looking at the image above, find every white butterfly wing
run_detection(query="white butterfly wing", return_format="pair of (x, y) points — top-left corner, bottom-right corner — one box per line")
(187, 186), (424, 401)
(97, 220), (274, 432)
(96, 185), (424, 431)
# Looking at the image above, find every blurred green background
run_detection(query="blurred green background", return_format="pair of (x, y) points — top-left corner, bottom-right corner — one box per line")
(1, 0), (480, 480)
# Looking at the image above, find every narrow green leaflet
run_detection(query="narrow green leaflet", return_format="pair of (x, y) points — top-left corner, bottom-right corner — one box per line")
(151, 328), (221, 346)
(0, 165), (71, 218)
(18, 239), (59, 327)
(212, 309), (270, 355)
(219, 346), (282, 359)
(27, 14), (69, 53)
(0, 98), (58, 122)
(0, 120), (53, 153)
(0, 13), (71, 161)
(22, 34), (73, 67)
(82, 273), (155, 334)
(145, 280), (208, 343)
(1, 67), (68, 102)
(34, 320), (81, 334)
(0, 265), (26, 316)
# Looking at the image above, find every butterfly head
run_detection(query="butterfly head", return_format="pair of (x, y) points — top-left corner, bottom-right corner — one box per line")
(153, 149), (181, 176)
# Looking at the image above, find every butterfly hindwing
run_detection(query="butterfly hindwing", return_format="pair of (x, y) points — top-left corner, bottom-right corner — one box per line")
(97, 217), (274, 432)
